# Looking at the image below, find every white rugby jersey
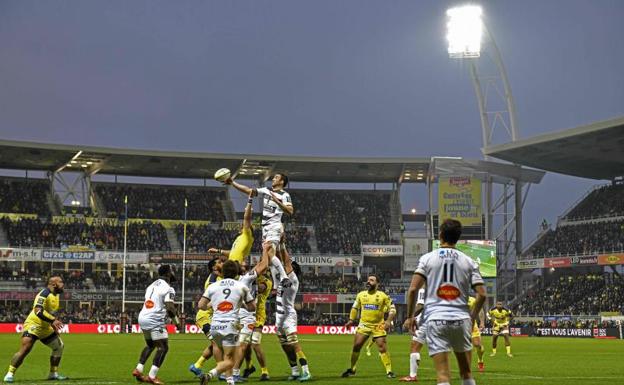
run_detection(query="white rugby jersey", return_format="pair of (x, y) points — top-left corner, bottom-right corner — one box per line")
(416, 288), (426, 323)
(204, 278), (253, 323)
(238, 270), (258, 319)
(256, 187), (292, 227)
(415, 247), (483, 321)
(276, 271), (299, 316)
(139, 279), (175, 325)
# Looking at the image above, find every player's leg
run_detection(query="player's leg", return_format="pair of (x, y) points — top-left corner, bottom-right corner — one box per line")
(291, 338), (311, 381)
(190, 325), (214, 377)
(490, 330), (499, 356)
(134, 331), (156, 381)
(251, 329), (270, 380)
(241, 344), (256, 378)
(473, 336), (485, 371)
(503, 331), (512, 357)
(145, 330), (169, 384)
(431, 352), (452, 385)
(277, 331), (300, 380)
(41, 333), (67, 381)
(4, 333), (36, 382)
(232, 333), (251, 380)
(401, 338), (423, 381)
(342, 331), (368, 377)
(453, 351), (475, 385)
(374, 336), (394, 378)
(202, 338), (237, 385)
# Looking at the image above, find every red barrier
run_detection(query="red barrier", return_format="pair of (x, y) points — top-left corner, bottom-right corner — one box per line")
(0, 323), (358, 335)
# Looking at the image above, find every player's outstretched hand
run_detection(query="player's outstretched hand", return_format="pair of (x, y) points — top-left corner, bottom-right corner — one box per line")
(52, 319), (64, 332)
(384, 320), (393, 331)
(224, 177), (233, 185)
(208, 248), (219, 254)
(345, 320), (354, 328)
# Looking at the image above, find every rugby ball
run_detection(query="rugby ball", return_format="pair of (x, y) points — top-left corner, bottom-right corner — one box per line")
(214, 168), (231, 182)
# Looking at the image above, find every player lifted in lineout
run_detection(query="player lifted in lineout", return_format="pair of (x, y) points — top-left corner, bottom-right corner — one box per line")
(133, 265), (180, 385)
(4, 276), (68, 383)
(225, 173), (293, 289)
(488, 301), (513, 357)
(342, 275), (396, 379)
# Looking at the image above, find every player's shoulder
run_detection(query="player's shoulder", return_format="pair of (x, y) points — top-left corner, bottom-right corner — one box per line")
(37, 288), (51, 298)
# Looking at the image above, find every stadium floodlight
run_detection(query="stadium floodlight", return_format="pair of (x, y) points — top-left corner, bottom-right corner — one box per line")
(446, 5), (482, 58)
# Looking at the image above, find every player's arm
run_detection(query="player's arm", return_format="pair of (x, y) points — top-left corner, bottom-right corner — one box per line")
(257, 281), (267, 294)
(405, 273), (426, 333)
(254, 239), (272, 276)
(345, 294), (361, 327)
(198, 288), (212, 311)
(243, 191), (254, 230)
(209, 247), (231, 257)
(226, 179), (257, 197)
(242, 287), (256, 312)
(478, 306), (486, 329)
(384, 298), (397, 330)
(34, 291), (63, 331)
(470, 261), (487, 324)
(164, 290), (180, 327)
(271, 192), (293, 215)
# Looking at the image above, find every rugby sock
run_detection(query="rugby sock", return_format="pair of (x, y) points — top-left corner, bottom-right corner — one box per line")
(437, 382), (451, 385)
(148, 365), (159, 379)
(296, 351), (309, 374)
(226, 375), (234, 385)
(290, 364), (300, 377)
(135, 363), (144, 373)
(462, 379), (476, 385)
(271, 256), (288, 282)
(208, 368), (218, 378)
(233, 369), (240, 376)
(50, 365), (58, 374)
(380, 352), (392, 373)
(350, 351), (360, 370)
(477, 345), (485, 362)
(506, 346), (512, 354)
(8, 365), (17, 374)
(261, 367), (269, 375)
(409, 353), (420, 377)
(245, 360), (253, 370)
(195, 356), (206, 368)
(492, 348), (497, 354)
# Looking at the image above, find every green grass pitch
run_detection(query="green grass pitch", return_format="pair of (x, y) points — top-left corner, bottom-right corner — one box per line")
(1, 334), (623, 384)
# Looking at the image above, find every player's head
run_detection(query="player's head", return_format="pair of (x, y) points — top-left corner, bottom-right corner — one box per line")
(366, 275), (379, 291)
(496, 300), (503, 310)
(271, 173), (289, 189)
(48, 275), (65, 294)
(158, 264), (177, 283)
(439, 218), (462, 245)
(222, 260), (239, 279)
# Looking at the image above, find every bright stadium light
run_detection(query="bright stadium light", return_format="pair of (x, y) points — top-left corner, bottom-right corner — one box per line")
(446, 5), (483, 58)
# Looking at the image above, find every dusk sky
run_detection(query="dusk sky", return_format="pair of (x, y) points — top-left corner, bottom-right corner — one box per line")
(1, 0), (623, 245)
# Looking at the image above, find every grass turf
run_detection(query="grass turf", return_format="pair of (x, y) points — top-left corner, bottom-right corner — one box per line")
(1, 333), (623, 384)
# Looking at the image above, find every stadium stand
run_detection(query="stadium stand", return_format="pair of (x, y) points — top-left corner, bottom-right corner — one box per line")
(526, 219), (624, 257)
(1, 217), (170, 251)
(95, 183), (227, 221)
(0, 177), (51, 216)
(514, 273), (624, 316)
(564, 184), (624, 220)
(285, 189), (393, 254)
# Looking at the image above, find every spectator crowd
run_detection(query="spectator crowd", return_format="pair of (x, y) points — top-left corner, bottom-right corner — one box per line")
(528, 220), (624, 257)
(0, 178), (50, 216)
(514, 273), (624, 316)
(96, 183), (227, 222)
(285, 190), (393, 254)
(565, 184), (624, 220)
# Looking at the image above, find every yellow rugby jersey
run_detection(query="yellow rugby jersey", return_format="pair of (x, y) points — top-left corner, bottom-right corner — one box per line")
(489, 307), (512, 325)
(228, 228), (254, 263)
(254, 272), (273, 326)
(352, 290), (393, 326)
(25, 288), (60, 327)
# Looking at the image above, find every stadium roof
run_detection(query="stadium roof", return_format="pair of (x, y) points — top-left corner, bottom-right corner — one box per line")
(484, 116), (624, 180)
(0, 139), (545, 184)
(0, 139), (431, 184)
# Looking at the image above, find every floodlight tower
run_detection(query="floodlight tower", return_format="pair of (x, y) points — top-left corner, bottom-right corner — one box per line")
(446, 5), (524, 302)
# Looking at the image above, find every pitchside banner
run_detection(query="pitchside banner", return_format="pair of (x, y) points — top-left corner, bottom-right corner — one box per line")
(361, 245), (403, 257)
(0, 248), (42, 261)
(438, 176), (482, 226)
(295, 256), (356, 266)
(0, 324), (359, 336)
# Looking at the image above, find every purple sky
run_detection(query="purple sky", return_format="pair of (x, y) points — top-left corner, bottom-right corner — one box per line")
(0, 0), (622, 245)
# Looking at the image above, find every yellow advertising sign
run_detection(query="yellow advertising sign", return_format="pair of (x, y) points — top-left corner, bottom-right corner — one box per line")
(438, 176), (482, 227)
